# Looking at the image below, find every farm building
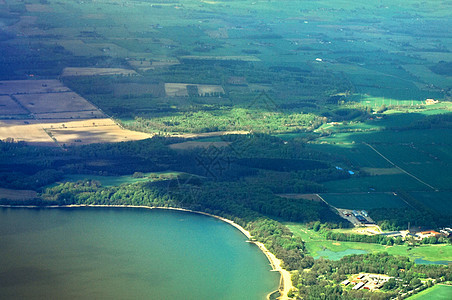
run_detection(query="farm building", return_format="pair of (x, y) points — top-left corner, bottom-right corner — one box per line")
(353, 282), (366, 290)
(425, 98), (439, 105)
(416, 230), (441, 239)
(341, 280), (350, 286)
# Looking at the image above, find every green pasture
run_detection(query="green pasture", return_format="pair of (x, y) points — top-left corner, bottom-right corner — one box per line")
(409, 192), (452, 216)
(307, 143), (392, 168)
(286, 224), (452, 263)
(315, 128), (452, 146)
(323, 174), (428, 193)
(408, 285), (452, 300)
(320, 193), (407, 210)
(371, 144), (451, 191)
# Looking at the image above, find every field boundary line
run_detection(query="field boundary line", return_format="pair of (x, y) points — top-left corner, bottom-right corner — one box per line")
(363, 142), (438, 191)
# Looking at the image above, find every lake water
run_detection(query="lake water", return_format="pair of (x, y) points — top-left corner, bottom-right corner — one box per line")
(0, 207), (278, 299)
(315, 248), (367, 260)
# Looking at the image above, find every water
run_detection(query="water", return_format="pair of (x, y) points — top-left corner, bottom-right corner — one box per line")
(315, 248), (367, 260)
(0, 207), (278, 299)
(414, 258), (451, 265)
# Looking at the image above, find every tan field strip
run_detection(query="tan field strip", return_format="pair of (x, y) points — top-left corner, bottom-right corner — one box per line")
(62, 67), (138, 77)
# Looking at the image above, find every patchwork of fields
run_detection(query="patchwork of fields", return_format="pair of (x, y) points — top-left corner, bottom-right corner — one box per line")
(0, 80), (151, 146)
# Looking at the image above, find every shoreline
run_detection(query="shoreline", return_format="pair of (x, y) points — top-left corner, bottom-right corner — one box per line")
(1, 204), (293, 300)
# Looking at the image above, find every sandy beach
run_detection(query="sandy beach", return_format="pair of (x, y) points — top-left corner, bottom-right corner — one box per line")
(1, 203), (293, 299)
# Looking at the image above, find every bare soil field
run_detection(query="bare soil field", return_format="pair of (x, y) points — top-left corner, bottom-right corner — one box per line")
(0, 188), (37, 201)
(114, 83), (165, 97)
(128, 59), (180, 71)
(0, 80), (70, 94)
(25, 4), (52, 12)
(47, 118), (152, 146)
(15, 92), (100, 114)
(165, 83), (189, 97)
(0, 120), (56, 146)
(361, 167), (403, 176)
(62, 67), (138, 77)
(35, 110), (105, 120)
(58, 40), (104, 56)
(197, 85), (225, 96)
(0, 96), (29, 115)
(164, 83), (224, 97)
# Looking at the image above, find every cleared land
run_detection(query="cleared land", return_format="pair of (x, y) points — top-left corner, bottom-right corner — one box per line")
(62, 67), (138, 77)
(114, 83), (165, 97)
(320, 192), (408, 210)
(15, 92), (100, 115)
(164, 83), (224, 97)
(0, 80), (70, 94)
(0, 96), (28, 115)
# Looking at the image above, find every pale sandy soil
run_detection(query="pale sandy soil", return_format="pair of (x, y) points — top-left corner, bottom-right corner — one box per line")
(0, 120), (56, 146)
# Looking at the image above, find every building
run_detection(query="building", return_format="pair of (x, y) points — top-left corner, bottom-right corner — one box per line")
(425, 99), (439, 105)
(416, 230), (441, 239)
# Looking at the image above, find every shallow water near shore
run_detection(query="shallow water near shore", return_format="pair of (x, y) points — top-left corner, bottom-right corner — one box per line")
(0, 207), (278, 299)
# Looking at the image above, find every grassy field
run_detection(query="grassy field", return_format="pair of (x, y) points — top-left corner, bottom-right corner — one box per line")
(286, 224), (452, 263)
(320, 192), (407, 210)
(409, 192), (452, 216)
(408, 285), (452, 299)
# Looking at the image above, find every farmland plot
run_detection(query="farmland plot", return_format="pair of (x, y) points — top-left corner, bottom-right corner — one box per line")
(62, 67), (138, 77)
(0, 80), (70, 94)
(15, 92), (100, 115)
(0, 96), (29, 115)
(320, 192), (407, 210)
(164, 83), (224, 97)
(0, 80), (151, 146)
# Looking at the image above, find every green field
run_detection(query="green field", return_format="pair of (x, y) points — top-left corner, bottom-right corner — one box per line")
(286, 224), (452, 263)
(320, 192), (407, 210)
(410, 192), (452, 216)
(408, 285), (452, 299)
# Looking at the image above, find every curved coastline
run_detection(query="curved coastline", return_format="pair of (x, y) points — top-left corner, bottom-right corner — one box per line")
(1, 204), (293, 300)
